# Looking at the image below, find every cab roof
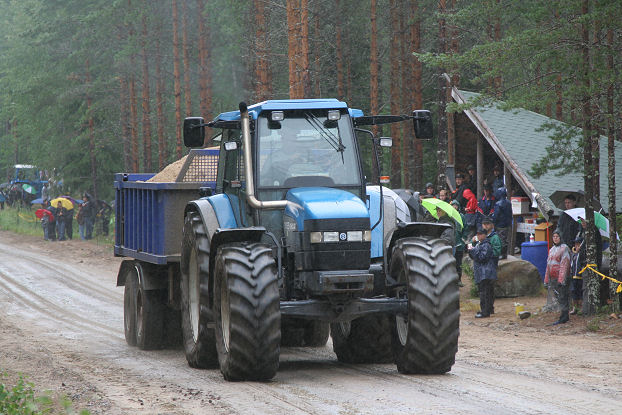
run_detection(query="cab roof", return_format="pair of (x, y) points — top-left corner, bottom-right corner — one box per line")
(214, 99), (364, 122)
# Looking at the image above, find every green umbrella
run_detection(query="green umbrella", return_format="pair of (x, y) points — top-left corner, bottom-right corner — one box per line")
(421, 198), (463, 228)
(22, 183), (36, 194)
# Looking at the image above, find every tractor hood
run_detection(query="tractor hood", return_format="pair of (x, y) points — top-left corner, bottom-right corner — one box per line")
(284, 187), (369, 231)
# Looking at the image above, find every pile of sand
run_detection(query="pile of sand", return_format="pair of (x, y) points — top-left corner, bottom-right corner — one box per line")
(146, 155), (188, 182)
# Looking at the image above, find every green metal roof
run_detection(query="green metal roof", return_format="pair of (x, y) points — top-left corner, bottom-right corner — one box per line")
(455, 90), (622, 215)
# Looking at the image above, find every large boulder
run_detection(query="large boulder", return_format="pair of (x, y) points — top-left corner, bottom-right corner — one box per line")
(494, 256), (542, 298)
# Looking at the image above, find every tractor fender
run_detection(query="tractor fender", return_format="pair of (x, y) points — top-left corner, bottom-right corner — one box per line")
(185, 196), (267, 307)
(384, 222), (452, 272)
(116, 259), (167, 290)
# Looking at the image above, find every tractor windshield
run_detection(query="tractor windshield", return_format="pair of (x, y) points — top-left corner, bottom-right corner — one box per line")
(257, 111), (361, 188)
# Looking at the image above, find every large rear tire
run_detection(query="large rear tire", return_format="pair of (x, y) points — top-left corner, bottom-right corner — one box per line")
(390, 237), (460, 374)
(213, 243), (281, 381)
(135, 285), (165, 350)
(180, 212), (218, 368)
(331, 315), (393, 363)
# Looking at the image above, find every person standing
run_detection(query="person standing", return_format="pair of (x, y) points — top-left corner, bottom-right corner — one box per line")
(544, 230), (572, 325)
(450, 200), (466, 286)
(451, 173), (468, 210)
(465, 164), (477, 193)
(491, 165), (504, 193)
(481, 217), (502, 264)
(569, 237), (585, 315)
(468, 227), (497, 318)
(55, 201), (67, 241)
(462, 188), (479, 241)
(82, 192), (96, 240)
(422, 182), (436, 199)
(492, 187), (513, 259)
(555, 194), (581, 247)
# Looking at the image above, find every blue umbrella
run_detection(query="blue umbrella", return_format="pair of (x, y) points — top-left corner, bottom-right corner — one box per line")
(31, 198), (44, 205)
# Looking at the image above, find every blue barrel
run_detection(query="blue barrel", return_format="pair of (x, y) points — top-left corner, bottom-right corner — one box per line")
(521, 241), (548, 280)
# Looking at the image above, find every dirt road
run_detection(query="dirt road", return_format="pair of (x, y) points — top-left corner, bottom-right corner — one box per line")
(0, 230), (620, 414)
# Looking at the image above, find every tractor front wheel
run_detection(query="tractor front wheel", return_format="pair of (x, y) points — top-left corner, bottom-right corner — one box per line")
(390, 237), (460, 374)
(213, 243), (281, 381)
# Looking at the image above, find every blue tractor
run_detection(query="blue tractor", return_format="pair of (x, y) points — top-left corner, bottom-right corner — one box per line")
(177, 100), (459, 381)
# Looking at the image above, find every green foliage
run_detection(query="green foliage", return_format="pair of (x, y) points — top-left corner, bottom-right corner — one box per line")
(0, 373), (89, 415)
(0, 207), (42, 237)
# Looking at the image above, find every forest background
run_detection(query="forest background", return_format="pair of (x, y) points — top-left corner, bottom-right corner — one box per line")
(0, 0), (621, 312)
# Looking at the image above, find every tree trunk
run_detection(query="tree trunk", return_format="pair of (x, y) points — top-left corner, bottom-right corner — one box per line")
(119, 76), (131, 171)
(129, 73), (139, 172)
(181, 0), (192, 116)
(606, 29), (618, 312)
(389, 0), (401, 188)
(370, 0), (380, 180)
(336, 0), (344, 100)
(580, 0), (599, 315)
(399, 2), (412, 189)
(410, 0), (423, 191)
(299, 0), (310, 97)
(172, 0), (183, 159)
(286, 0), (301, 99)
(154, 26), (167, 170)
(197, 0), (212, 125)
(436, 0), (448, 187)
(85, 59), (98, 200)
(141, 7), (152, 172)
(254, 0), (271, 102)
(312, 8), (321, 98)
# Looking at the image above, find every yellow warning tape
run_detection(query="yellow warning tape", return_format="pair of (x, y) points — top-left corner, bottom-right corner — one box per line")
(579, 263), (622, 293)
(17, 213), (38, 223)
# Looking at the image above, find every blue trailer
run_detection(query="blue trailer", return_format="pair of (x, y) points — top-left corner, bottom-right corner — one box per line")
(115, 100), (459, 382)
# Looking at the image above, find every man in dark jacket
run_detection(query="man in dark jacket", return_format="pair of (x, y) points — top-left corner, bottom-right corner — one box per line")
(82, 192), (96, 240)
(468, 227), (497, 318)
(555, 194), (581, 247)
(492, 187), (512, 258)
(491, 165), (504, 193)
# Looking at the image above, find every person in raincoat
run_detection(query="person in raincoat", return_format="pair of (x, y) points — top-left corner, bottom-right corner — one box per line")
(462, 188), (480, 241)
(450, 200), (466, 286)
(544, 230), (572, 325)
(492, 187), (512, 259)
(468, 226), (497, 318)
(82, 192), (96, 240)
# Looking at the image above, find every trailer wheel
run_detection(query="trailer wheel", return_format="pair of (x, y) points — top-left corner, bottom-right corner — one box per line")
(135, 285), (165, 350)
(123, 267), (138, 347)
(390, 237), (460, 374)
(180, 212), (218, 368)
(213, 243), (281, 381)
(330, 315), (393, 363)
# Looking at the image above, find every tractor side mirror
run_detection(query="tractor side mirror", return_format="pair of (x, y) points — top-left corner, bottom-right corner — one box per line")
(412, 110), (433, 139)
(183, 117), (205, 148)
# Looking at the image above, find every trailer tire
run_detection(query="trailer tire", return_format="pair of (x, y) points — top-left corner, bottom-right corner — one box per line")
(214, 243), (281, 381)
(390, 237), (460, 374)
(135, 286), (165, 350)
(330, 315), (393, 363)
(123, 267), (138, 347)
(180, 212), (218, 368)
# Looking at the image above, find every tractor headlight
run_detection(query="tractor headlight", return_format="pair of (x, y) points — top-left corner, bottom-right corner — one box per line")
(363, 230), (372, 242)
(347, 231), (363, 242)
(323, 232), (339, 242)
(310, 232), (323, 243)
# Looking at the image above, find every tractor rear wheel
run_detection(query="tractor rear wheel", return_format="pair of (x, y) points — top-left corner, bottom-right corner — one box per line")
(331, 315), (393, 363)
(180, 212), (218, 368)
(390, 237), (460, 374)
(213, 243), (281, 381)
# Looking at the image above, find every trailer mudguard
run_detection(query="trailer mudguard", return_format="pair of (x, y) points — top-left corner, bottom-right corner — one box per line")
(115, 259), (167, 290)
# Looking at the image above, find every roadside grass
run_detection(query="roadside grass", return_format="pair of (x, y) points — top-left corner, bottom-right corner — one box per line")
(0, 373), (89, 415)
(0, 206), (114, 246)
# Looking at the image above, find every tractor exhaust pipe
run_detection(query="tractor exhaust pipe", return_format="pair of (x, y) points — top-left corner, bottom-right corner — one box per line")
(240, 102), (287, 210)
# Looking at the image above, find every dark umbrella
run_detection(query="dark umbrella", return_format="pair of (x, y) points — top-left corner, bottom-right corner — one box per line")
(393, 188), (422, 221)
(549, 189), (602, 211)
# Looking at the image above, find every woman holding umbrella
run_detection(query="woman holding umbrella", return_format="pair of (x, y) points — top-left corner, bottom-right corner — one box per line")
(544, 230), (572, 325)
